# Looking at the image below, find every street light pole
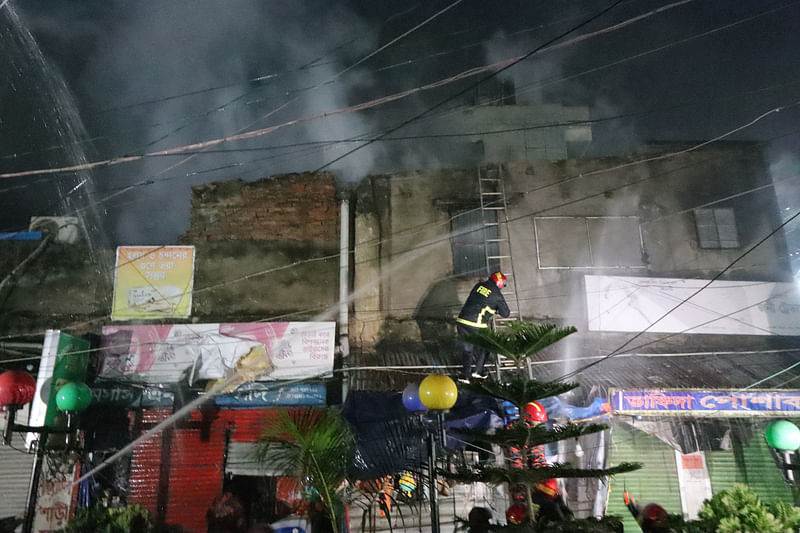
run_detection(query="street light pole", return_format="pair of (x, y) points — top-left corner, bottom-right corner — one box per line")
(428, 430), (440, 533)
(0, 372), (91, 533)
(23, 429), (48, 533)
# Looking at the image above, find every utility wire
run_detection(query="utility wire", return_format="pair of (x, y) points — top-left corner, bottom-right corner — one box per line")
(313, 0), (629, 172)
(2, 0), (701, 180)
(556, 208), (800, 381)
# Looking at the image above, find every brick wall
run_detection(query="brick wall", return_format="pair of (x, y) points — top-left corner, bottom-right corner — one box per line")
(185, 172), (339, 243)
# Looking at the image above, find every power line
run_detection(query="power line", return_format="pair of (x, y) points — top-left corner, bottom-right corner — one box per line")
(556, 209), (800, 381)
(5, 0), (706, 180)
(313, 0), (630, 172)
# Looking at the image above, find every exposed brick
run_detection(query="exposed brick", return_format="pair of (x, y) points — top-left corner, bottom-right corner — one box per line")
(184, 172), (339, 243)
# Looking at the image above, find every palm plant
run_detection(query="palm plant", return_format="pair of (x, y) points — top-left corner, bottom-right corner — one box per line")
(255, 408), (354, 533)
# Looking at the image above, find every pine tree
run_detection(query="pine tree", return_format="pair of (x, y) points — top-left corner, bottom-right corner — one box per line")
(448, 322), (641, 532)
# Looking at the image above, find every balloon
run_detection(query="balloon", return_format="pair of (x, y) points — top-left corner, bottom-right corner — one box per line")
(505, 503), (527, 525)
(55, 382), (92, 412)
(765, 420), (800, 451)
(419, 374), (458, 410)
(0, 370), (36, 407)
(402, 382), (427, 412)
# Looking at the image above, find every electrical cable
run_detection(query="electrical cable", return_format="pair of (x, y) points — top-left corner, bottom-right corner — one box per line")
(2, 0), (706, 180)
(555, 209), (800, 382)
(313, 0), (630, 172)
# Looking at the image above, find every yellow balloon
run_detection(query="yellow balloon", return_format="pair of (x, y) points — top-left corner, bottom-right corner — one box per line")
(419, 374), (458, 410)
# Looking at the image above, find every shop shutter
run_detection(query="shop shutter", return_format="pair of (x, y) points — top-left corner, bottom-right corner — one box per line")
(0, 405), (35, 518)
(707, 420), (794, 504)
(225, 442), (290, 476)
(606, 424), (683, 533)
(0, 445), (35, 518)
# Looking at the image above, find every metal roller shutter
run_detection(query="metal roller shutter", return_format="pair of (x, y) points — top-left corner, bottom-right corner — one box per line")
(606, 424), (683, 533)
(707, 420), (794, 504)
(0, 445), (35, 518)
(0, 405), (35, 519)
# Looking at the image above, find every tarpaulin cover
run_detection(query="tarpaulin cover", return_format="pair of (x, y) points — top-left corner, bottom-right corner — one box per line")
(342, 391), (506, 478)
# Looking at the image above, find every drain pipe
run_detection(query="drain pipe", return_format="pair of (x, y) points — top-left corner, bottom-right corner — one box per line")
(339, 197), (350, 399)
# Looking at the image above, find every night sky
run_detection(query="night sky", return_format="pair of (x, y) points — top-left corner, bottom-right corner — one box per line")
(1, 0), (799, 245)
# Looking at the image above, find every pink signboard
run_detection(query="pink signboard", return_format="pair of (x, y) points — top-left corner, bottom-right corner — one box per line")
(99, 322), (335, 384)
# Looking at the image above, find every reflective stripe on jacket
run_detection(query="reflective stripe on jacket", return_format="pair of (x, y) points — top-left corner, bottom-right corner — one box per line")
(457, 278), (510, 328)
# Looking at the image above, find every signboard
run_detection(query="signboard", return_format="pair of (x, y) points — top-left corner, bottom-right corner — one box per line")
(215, 382), (326, 407)
(90, 382), (325, 407)
(28, 330), (90, 449)
(611, 389), (800, 417)
(111, 245), (195, 320)
(585, 275), (800, 335)
(98, 322), (335, 384)
(91, 383), (175, 408)
(33, 465), (78, 533)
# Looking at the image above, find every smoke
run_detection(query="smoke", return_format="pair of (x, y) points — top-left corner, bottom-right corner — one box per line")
(18, 0), (382, 243)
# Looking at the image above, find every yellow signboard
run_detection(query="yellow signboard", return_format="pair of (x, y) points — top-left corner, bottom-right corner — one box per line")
(111, 246), (195, 320)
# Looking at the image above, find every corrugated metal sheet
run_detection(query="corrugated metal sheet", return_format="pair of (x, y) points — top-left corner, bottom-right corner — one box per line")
(707, 421), (794, 504)
(128, 432), (164, 517)
(606, 424), (683, 533)
(0, 404), (35, 518)
(164, 427), (225, 533)
(129, 408), (283, 533)
(226, 442), (289, 476)
(0, 445), (35, 518)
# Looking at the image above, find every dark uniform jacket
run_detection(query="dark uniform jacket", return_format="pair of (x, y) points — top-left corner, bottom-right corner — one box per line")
(457, 279), (510, 328)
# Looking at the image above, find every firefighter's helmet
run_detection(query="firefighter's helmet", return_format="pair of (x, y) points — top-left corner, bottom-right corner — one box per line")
(491, 272), (506, 288)
(534, 478), (558, 500)
(523, 401), (547, 423)
(642, 503), (668, 523)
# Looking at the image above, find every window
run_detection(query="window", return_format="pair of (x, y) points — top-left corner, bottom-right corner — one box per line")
(694, 208), (739, 249)
(451, 209), (500, 277)
(533, 216), (645, 269)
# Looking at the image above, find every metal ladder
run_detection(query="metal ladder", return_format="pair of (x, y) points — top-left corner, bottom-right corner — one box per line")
(477, 164), (530, 377)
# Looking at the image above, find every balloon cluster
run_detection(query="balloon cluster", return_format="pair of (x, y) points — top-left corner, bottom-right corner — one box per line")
(402, 374), (458, 411)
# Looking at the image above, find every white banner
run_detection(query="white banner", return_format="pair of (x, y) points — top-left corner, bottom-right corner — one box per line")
(585, 275), (800, 335)
(99, 322), (336, 384)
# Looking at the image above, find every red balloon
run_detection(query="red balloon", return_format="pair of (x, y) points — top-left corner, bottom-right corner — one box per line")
(0, 371), (36, 407)
(505, 503), (527, 525)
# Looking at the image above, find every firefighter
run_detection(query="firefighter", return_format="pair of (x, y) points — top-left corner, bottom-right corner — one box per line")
(456, 272), (510, 383)
(624, 492), (670, 533)
(509, 403), (573, 524)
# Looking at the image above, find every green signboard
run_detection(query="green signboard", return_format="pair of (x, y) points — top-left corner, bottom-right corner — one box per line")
(45, 332), (90, 426)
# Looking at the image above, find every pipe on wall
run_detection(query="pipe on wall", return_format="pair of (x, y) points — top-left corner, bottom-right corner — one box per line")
(339, 198), (350, 359)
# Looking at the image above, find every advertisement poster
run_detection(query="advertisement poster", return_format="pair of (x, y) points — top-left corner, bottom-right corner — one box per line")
(111, 245), (195, 320)
(98, 322), (335, 384)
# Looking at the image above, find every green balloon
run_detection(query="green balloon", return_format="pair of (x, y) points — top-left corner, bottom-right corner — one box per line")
(765, 420), (800, 451)
(55, 382), (92, 412)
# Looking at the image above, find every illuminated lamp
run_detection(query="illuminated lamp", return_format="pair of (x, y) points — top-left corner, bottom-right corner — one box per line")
(402, 382), (427, 412)
(765, 420), (800, 451)
(419, 374), (458, 410)
(505, 502), (527, 525)
(55, 382), (92, 412)
(0, 370), (36, 407)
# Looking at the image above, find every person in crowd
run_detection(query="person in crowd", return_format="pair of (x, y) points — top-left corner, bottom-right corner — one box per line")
(624, 491), (670, 533)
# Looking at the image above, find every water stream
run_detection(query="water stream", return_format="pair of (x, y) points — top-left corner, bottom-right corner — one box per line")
(2, 4), (112, 279)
